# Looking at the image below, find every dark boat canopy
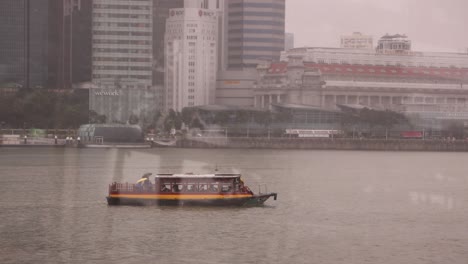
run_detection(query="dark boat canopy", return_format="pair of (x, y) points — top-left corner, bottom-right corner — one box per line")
(156, 173), (242, 179)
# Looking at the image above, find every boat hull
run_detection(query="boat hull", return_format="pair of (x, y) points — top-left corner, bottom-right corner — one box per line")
(106, 193), (277, 207)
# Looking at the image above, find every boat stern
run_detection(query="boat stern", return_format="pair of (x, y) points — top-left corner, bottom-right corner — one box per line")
(244, 192), (277, 206)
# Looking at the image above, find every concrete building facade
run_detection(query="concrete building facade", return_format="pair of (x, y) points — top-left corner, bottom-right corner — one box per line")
(340, 32), (373, 50)
(89, 86), (158, 124)
(213, 0), (285, 108)
(255, 42), (468, 124)
(376, 34), (411, 55)
(152, 0), (184, 86)
(92, 0), (153, 89)
(164, 7), (219, 111)
(215, 70), (256, 106)
(285, 32), (294, 51)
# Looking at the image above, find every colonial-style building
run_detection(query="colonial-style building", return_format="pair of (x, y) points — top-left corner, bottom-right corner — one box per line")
(254, 35), (468, 124)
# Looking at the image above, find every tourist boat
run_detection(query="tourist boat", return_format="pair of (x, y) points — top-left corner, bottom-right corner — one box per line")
(107, 173), (277, 206)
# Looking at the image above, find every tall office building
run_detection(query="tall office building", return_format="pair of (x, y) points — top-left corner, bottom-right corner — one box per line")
(184, 0), (215, 8)
(226, 0), (285, 69)
(285, 32), (294, 51)
(153, 0), (184, 85)
(48, 0), (87, 89)
(71, 0), (93, 84)
(0, 0), (28, 88)
(214, 0), (284, 107)
(92, 0), (153, 89)
(164, 7), (219, 111)
(0, 0), (49, 89)
(153, 0), (220, 85)
(0, 0), (90, 89)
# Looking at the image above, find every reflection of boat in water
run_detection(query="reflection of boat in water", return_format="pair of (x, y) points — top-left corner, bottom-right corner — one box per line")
(107, 173), (277, 206)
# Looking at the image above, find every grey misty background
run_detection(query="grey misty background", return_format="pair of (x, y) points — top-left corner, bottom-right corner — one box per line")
(287, 0), (468, 52)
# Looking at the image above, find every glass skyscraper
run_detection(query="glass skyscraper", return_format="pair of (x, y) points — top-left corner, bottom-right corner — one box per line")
(0, 0), (89, 89)
(0, 0), (49, 89)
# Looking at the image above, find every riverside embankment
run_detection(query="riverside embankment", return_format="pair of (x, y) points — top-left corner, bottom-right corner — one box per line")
(176, 137), (468, 152)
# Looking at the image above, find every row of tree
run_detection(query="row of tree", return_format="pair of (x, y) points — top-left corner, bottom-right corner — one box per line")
(0, 89), (189, 132)
(2, 90), (462, 138)
(0, 89), (89, 129)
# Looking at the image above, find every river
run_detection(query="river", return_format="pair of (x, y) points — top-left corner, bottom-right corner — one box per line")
(0, 148), (467, 264)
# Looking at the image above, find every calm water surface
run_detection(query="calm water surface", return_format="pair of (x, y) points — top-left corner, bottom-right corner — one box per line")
(0, 148), (467, 264)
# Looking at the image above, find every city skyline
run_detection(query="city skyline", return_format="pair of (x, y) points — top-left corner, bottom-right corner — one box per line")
(286, 0), (468, 53)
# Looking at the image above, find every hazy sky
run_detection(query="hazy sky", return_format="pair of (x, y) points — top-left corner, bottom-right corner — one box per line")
(285, 0), (468, 52)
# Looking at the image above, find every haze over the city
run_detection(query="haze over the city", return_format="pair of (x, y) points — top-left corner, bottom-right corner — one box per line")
(286, 0), (468, 52)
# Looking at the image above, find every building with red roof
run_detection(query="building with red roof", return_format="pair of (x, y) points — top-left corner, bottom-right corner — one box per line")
(253, 35), (468, 134)
(254, 35), (468, 123)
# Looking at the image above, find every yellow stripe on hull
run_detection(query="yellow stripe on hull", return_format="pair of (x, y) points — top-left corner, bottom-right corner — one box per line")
(109, 194), (253, 200)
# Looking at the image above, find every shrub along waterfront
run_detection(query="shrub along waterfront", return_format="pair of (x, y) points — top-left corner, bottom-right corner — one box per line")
(0, 89), (88, 129)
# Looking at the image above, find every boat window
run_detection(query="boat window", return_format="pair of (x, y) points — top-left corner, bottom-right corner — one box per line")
(221, 184), (232, 192)
(210, 183), (219, 192)
(198, 184), (208, 191)
(172, 183), (183, 192)
(187, 184), (197, 192)
(161, 184), (171, 192)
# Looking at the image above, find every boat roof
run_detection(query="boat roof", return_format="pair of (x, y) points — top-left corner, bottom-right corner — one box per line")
(155, 173), (241, 179)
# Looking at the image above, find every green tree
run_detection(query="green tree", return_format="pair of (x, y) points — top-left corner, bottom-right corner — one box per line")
(129, 114), (139, 125)
(164, 109), (182, 132)
(446, 121), (464, 139)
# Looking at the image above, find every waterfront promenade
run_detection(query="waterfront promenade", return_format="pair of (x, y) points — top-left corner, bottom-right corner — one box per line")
(177, 137), (468, 152)
(0, 135), (66, 147)
(2, 133), (468, 151)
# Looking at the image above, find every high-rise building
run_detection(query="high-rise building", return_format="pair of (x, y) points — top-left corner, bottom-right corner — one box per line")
(71, 0), (93, 84)
(48, 0), (84, 89)
(0, 0), (48, 89)
(152, 0), (184, 86)
(285, 32), (294, 51)
(340, 32), (373, 50)
(226, 0), (285, 69)
(0, 0), (91, 89)
(184, 0), (218, 8)
(92, 0), (153, 89)
(164, 7), (219, 111)
(0, 0), (28, 88)
(153, 0), (221, 86)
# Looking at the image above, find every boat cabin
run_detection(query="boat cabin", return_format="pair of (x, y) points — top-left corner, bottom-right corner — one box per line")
(154, 173), (251, 194)
(107, 172), (277, 206)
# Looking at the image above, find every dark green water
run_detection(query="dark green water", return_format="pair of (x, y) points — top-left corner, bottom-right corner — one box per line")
(0, 148), (467, 264)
